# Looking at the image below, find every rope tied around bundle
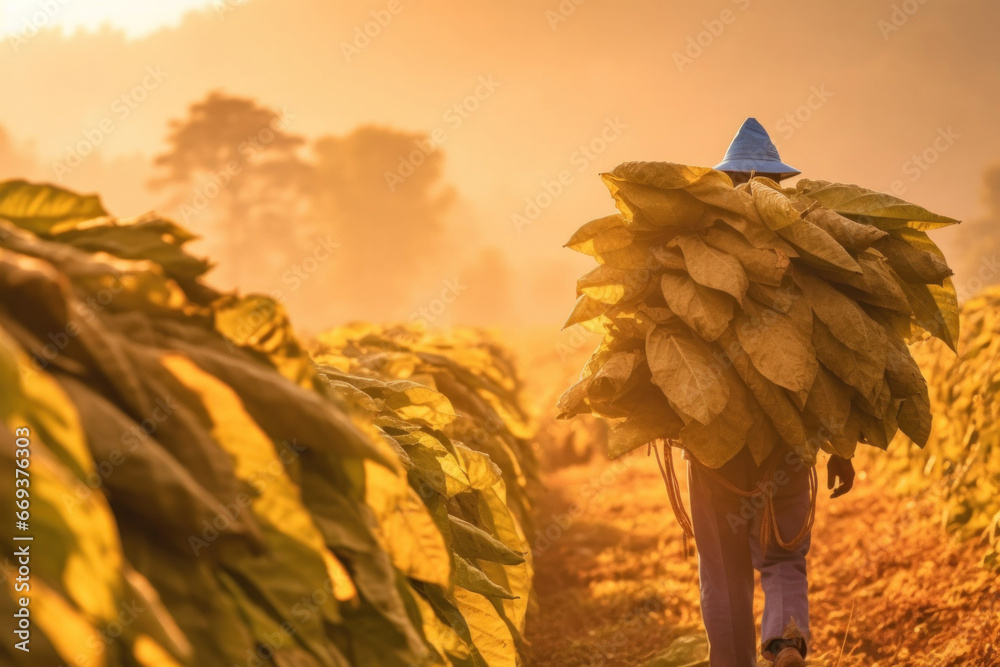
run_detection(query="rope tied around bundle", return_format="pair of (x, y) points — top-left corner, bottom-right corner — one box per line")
(650, 439), (818, 555)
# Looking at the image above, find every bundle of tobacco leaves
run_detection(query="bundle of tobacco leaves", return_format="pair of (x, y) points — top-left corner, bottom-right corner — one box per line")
(557, 162), (959, 467)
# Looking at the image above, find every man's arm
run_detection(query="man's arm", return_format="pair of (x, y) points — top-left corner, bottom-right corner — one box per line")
(827, 455), (855, 498)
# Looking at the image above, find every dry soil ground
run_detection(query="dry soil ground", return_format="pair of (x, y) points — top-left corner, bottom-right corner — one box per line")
(525, 451), (1000, 666)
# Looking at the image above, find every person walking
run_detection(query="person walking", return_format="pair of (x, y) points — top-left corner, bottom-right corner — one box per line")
(685, 118), (857, 667)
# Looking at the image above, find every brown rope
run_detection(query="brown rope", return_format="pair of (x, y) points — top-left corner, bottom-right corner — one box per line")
(651, 439), (694, 557)
(653, 440), (818, 553)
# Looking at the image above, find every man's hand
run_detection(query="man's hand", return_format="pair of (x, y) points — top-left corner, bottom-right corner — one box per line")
(827, 455), (855, 498)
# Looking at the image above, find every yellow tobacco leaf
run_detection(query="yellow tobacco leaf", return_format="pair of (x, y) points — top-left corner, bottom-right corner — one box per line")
(565, 214), (634, 256)
(679, 363), (757, 468)
(660, 270), (734, 342)
(733, 298), (817, 399)
(601, 177), (709, 232)
(751, 181), (862, 275)
(717, 329), (809, 456)
(606, 391), (684, 458)
(646, 326), (729, 425)
(670, 234), (749, 304)
(703, 223), (790, 287)
(794, 179), (960, 230)
(453, 588), (517, 667)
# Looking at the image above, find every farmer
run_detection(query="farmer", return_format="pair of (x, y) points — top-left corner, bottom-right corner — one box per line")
(688, 118), (857, 667)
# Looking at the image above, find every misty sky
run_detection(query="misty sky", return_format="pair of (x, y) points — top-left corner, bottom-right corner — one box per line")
(2, 0), (998, 325)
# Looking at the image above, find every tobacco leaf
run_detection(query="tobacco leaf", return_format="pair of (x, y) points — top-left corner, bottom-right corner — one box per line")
(811, 318), (885, 405)
(651, 244), (687, 271)
(660, 270), (734, 342)
(899, 278), (960, 352)
(566, 214), (634, 256)
(703, 222), (790, 287)
(897, 392), (932, 447)
(646, 326), (729, 425)
(717, 329), (809, 456)
(670, 233), (749, 303)
(733, 297), (817, 399)
(874, 229), (954, 285)
(751, 181), (862, 274)
(601, 177), (710, 233)
(797, 201), (889, 251)
(679, 362), (757, 468)
(746, 277), (798, 314)
(803, 365), (854, 444)
(605, 161), (738, 209)
(576, 265), (652, 305)
(811, 252), (912, 314)
(794, 179), (960, 231)
(606, 391), (685, 459)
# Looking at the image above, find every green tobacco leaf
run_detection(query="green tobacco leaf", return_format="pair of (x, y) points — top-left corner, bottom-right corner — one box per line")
(646, 326), (729, 425)
(454, 555), (516, 601)
(448, 516), (525, 566)
(0, 180), (108, 234)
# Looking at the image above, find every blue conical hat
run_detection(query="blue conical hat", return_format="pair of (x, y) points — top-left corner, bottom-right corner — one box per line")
(713, 118), (800, 179)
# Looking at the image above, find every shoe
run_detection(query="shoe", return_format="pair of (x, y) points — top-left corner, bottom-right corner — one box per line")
(773, 646), (806, 666)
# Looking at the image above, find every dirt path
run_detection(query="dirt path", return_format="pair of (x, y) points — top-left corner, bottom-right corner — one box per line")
(525, 451), (1000, 666)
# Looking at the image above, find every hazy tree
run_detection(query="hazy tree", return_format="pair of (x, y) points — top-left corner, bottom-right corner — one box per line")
(306, 126), (454, 323)
(151, 91), (312, 288)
